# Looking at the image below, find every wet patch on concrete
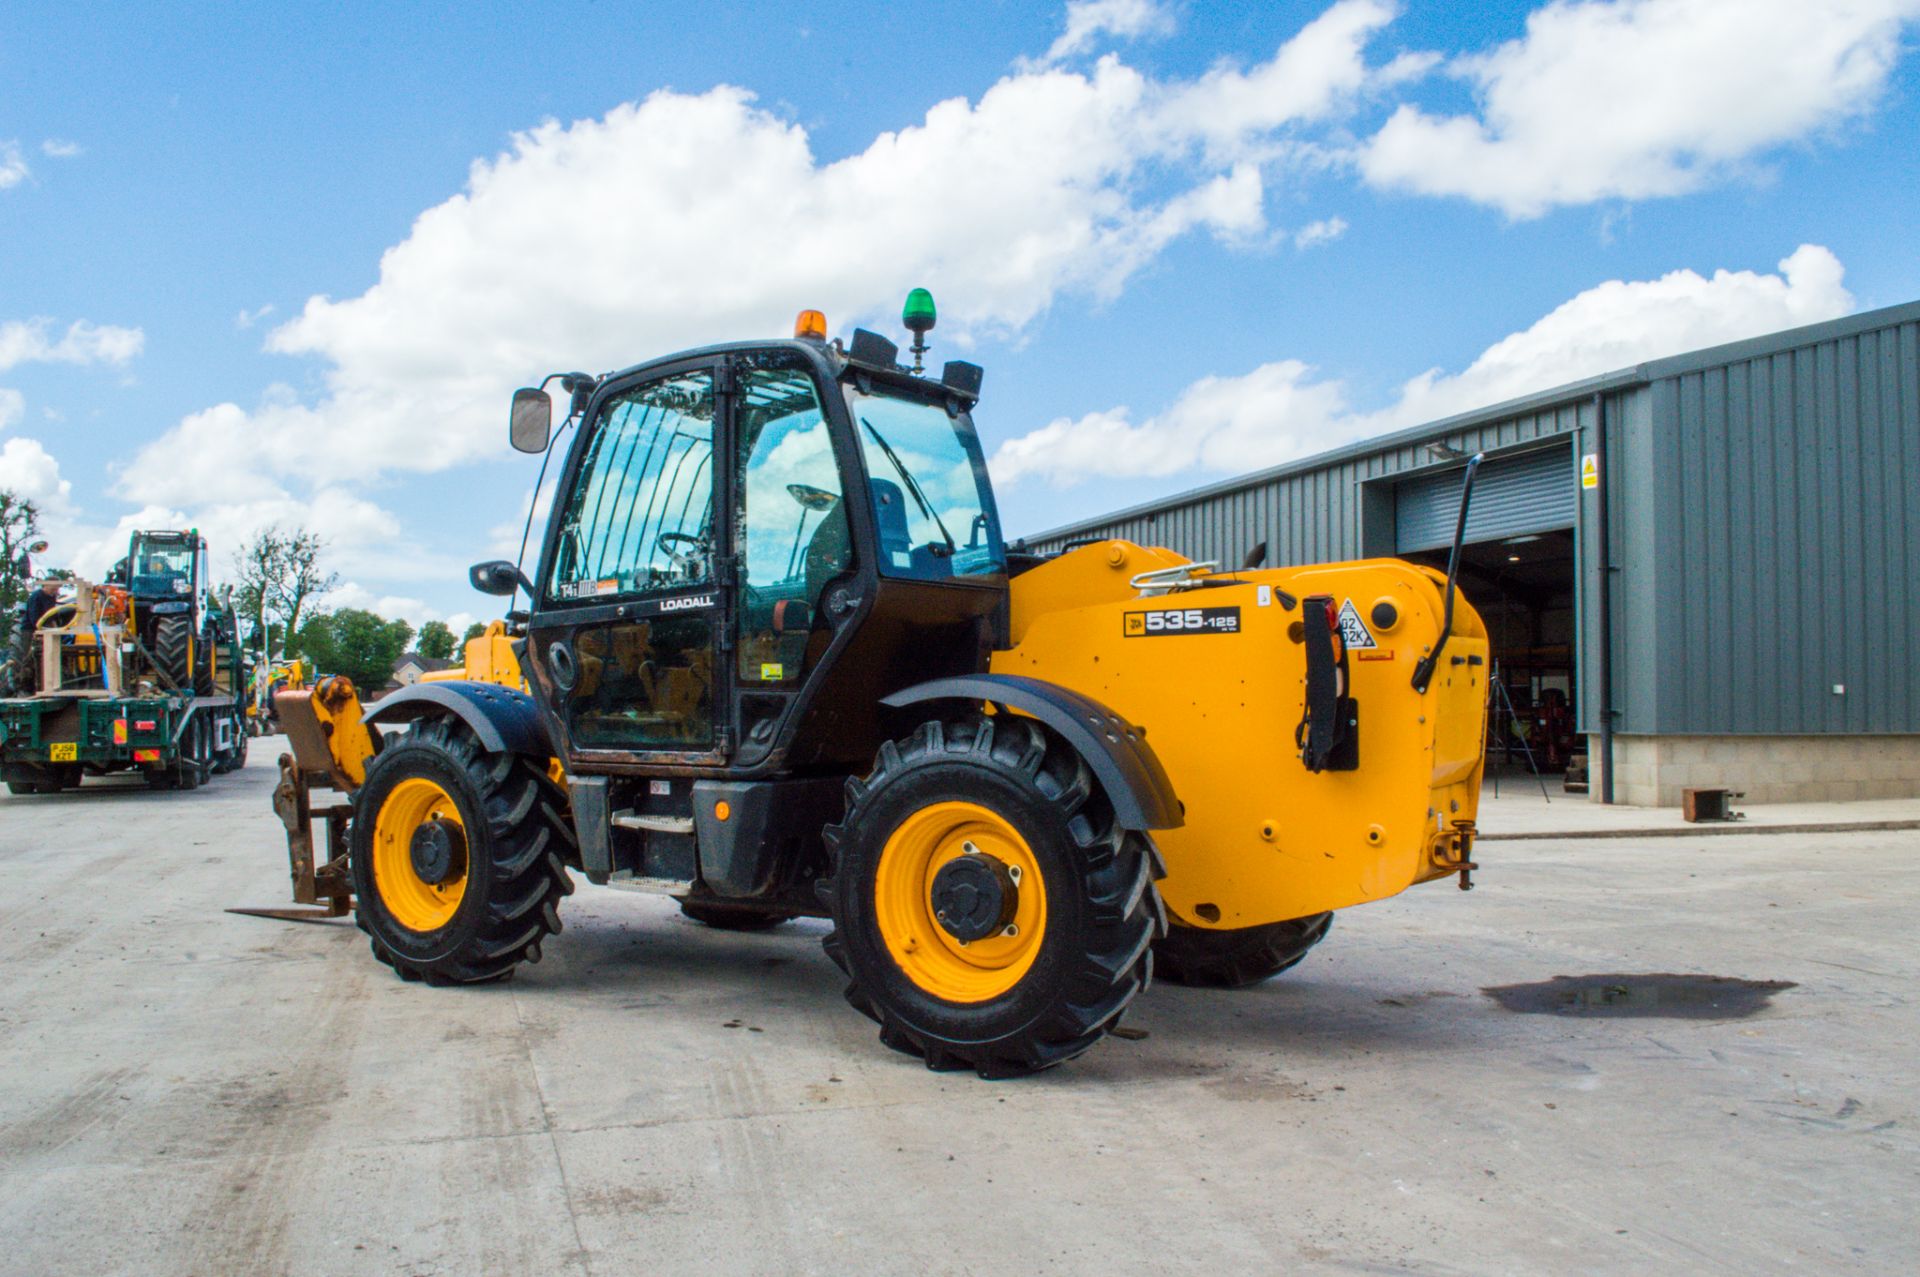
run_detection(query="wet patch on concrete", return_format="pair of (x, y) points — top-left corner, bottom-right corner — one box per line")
(1482, 973), (1796, 1019)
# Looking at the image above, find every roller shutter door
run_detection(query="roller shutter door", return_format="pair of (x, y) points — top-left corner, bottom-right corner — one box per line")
(1394, 443), (1575, 553)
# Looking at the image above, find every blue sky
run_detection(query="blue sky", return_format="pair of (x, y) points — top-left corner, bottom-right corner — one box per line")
(4, 0), (1918, 631)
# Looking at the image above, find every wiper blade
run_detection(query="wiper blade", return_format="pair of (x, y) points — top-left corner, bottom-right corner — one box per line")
(860, 417), (956, 551)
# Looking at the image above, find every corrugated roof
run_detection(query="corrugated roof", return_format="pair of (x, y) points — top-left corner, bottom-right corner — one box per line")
(1017, 296), (1920, 546)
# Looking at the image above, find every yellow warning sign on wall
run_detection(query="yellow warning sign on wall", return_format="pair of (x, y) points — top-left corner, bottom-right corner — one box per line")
(1581, 453), (1599, 489)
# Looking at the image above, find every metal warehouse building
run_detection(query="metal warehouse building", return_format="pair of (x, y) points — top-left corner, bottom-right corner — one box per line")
(1021, 300), (1920, 807)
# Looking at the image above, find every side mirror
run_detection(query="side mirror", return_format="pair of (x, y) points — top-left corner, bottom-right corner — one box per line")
(470, 560), (532, 598)
(510, 388), (553, 454)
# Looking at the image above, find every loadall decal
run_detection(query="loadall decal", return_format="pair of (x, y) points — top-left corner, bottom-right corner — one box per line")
(1122, 606), (1241, 637)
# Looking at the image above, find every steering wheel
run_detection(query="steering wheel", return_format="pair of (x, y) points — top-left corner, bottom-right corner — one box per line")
(787, 483), (838, 512)
(655, 531), (708, 577)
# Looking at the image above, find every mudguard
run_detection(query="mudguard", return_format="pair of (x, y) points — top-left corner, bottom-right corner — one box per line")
(363, 680), (551, 758)
(880, 673), (1183, 830)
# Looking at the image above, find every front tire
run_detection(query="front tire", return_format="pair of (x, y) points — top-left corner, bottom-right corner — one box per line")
(823, 716), (1163, 1078)
(350, 717), (575, 985)
(1152, 913), (1333, 988)
(151, 613), (192, 691)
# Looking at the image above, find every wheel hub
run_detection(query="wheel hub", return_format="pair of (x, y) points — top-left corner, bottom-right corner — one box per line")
(930, 850), (1018, 943)
(409, 818), (467, 886)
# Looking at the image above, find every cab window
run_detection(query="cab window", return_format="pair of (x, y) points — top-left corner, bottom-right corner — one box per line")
(735, 356), (848, 683)
(548, 370), (715, 603)
(846, 386), (1004, 580)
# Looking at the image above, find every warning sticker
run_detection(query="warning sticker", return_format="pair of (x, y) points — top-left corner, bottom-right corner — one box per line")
(1335, 599), (1377, 649)
(1581, 453), (1599, 489)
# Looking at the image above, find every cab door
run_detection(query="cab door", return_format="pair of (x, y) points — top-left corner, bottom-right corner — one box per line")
(529, 361), (731, 765)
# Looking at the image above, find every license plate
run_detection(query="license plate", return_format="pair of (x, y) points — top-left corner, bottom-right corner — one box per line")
(49, 742), (78, 762)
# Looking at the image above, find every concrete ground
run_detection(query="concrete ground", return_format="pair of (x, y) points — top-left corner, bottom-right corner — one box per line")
(1, 751), (1915, 1276)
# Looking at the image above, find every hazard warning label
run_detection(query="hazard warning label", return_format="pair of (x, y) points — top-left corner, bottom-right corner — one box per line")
(1335, 599), (1377, 649)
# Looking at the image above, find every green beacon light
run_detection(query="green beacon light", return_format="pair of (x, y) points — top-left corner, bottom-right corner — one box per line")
(902, 288), (936, 373)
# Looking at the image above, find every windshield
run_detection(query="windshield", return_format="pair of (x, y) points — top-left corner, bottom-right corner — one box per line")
(133, 541), (195, 594)
(846, 386), (1003, 581)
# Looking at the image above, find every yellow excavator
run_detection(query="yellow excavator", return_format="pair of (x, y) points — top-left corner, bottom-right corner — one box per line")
(257, 294), (1488, 1076)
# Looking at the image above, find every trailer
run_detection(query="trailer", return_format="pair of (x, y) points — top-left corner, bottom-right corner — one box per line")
(1, 528), (248, 794)
(0, 691), (246, 793)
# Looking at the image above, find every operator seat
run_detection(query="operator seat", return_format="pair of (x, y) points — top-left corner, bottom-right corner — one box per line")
(802, 499), (852, 606)
(868, 479), (914, 572)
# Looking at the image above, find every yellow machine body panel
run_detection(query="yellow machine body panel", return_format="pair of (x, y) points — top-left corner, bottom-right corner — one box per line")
(423, 622), (523, 689)
(993, 541), (1487, 930)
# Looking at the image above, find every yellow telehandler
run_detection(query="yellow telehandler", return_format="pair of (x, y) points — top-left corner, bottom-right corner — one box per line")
(261, 295), (1489, 1076)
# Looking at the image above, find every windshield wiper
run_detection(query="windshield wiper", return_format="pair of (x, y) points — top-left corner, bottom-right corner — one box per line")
(860, 417), (956, 553)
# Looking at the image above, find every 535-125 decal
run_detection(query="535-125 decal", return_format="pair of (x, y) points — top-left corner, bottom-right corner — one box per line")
(1123, 606), (1241, 637)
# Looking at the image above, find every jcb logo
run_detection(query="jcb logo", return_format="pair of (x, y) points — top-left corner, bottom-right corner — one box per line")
(1122, 606), (1241, 637)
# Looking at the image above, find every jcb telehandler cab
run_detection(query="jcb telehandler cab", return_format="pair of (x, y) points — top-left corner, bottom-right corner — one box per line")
(266, 297), (1490, 1076)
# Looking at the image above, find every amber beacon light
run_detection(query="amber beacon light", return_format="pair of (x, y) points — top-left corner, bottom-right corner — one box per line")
(794, 309), (828, 340)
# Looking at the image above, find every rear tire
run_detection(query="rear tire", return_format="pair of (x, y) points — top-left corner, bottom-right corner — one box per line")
(679, 901), (797, 931)
(1152, 913), (1333, 988)
(350, 717), (576, 985)
(192, 626), (216, 696)
(2, 611), (31, 696)
(822, 715), (1163, 1078)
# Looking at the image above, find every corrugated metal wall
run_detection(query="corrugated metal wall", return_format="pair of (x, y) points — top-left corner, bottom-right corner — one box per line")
(1019, 300), (1920, 739)
(1640, 312), (1920, 734)
(1025, 399), (1596, 566)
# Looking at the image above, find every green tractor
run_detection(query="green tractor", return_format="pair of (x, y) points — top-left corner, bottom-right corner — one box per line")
(112, 529), (224, 694)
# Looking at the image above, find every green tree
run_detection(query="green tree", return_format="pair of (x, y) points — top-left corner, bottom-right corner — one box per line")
(1, 488), (44, 641)
(416, 620), (456, 661)
(231, 526), (339, 655)
(292, 608), (414, 694)
(462, 622), (487, 643)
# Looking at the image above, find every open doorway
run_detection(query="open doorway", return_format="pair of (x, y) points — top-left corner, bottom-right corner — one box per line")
(1406, 528), (1578, 780)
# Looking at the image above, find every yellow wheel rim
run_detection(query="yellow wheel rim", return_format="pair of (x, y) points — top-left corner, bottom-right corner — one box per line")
(371, 777), (468, 932)
(875, 801), (1047, 1004)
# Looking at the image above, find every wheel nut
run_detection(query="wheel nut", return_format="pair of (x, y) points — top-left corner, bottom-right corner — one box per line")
(1002, 924), (1019, 938)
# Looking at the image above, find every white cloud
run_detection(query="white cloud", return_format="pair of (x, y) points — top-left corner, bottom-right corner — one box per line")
(0, 388), (23, 431)
(1156, 0), (1397, 155)
(1293, 216), (1348, 248)
(1361, 0), (1920, 217)
(127, 6), (1402, 499)
(234, 303), (275, 329)
(0, 318), (146, 371)
(41, 139), (82, 158)
(0, 437), (73, 510)
(1041, 0), (1176, 64)
(114, 397), (312, 506)
(317, 581), (433, 626)
(0, 142), (26, 189)
(994, 243), (1855, 485)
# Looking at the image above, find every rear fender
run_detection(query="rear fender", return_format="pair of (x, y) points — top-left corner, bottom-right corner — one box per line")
(880, 673), (1182, 830)
(363, 681), (551, 758)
